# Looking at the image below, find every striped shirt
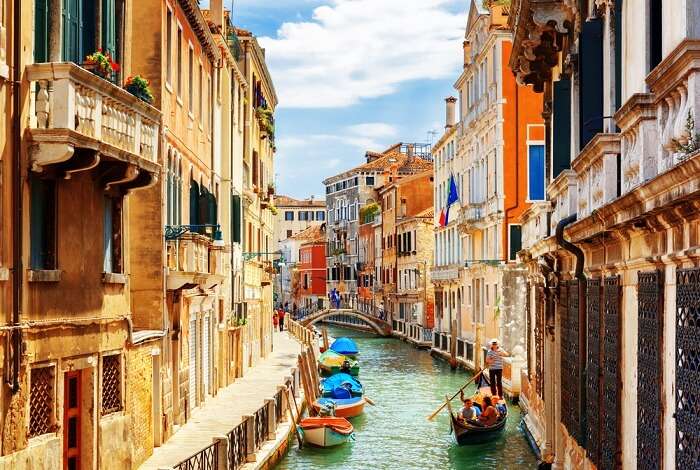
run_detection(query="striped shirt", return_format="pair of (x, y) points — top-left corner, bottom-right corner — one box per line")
(487, 349), (504, 370)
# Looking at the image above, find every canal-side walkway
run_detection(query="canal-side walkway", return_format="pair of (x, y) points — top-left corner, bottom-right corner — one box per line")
(139, 332), (302, 470)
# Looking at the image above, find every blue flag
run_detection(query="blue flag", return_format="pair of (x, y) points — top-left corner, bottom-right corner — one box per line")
(443, 175), (459, 226)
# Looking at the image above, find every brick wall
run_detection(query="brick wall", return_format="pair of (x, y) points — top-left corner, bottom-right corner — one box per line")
(126, 344), (154, 467)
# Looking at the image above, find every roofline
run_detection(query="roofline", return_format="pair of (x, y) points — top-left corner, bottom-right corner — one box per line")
(240, 36), (279, 107)
(178, 0), (221, 63)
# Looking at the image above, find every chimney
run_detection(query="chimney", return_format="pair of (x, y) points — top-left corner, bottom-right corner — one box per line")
(445, 96), (457, 129)
(463, 40), (472, 68)
(210, 0), (225, 30)
(406, 144), (414, 159)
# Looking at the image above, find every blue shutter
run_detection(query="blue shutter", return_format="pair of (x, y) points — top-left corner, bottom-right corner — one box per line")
(103, 197), (113, 273)
(528, 145), (545, 200)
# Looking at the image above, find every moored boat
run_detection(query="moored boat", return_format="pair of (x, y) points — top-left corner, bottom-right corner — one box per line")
(299, 417), (354, 447)
(313, 396), (366, 419)
(320, 372), (364, 398)
(318, 349), (360, 377)
(329, 337), (359, 357)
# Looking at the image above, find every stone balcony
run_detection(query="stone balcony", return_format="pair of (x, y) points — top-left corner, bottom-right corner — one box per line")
(521, 201), (552, 251)
(572, 133), (621, 219)
(430, 265), (462, 282)
(166, 234), (225, 290)
(548, 170), (577, 234)
(459, 202), (485, 228)
(26, 63), (160, 189)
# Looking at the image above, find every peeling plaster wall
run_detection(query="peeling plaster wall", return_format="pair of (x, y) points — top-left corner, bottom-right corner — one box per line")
(500, 267), (528, 358)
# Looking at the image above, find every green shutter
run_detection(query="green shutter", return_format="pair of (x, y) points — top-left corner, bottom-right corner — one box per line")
(189, 180), (199, 226)
(34, 0), (49, 62)
(579, 17), (604, 150)
(552, 76), (572, 180)
(232, 195), (241, 243)
(62, 0), (95, 63)
(102, 0), (116, 58)
(509, 225), (522, 261)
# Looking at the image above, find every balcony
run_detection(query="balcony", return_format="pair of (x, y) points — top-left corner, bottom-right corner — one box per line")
(615, 93), (658, 193)
(508, 0), (577, 92)
(166, 234), (225, 290)
(26, 63), (160, 189)
(458, 202), (484, 232)
(521, 201), (552, 251)
(548, 170), (577, 234)
(572, 134), (621, 219)
(430, 266), (461, 282)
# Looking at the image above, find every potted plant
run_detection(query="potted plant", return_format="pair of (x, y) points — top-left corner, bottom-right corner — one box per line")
(84, 49), (119, 81)
(255, 106), (275, 139)
(267, 183), (275, 196)
(268, 204), (278, 216)
(124, 75), (155, 104)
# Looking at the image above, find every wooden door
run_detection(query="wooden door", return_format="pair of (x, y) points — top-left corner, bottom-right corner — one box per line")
(63, 370), (81, 470)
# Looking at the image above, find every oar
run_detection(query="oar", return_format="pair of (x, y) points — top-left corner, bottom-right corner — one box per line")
(426, 369), (484, 421)
(364, 396), (376, 406)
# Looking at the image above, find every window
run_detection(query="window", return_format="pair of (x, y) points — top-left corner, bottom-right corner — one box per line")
(30, 175), (57, 270)
(177, 26), (183, 97)
(286, 229), (293, 238)
(299, 211), (307, 221)
(285, 211), (294, 221)
(29, 365), (55, 438)
(35, 0), (49, 62)
(101, 354), (122, 415)
(188, 46), (194, 111)
(102, 0), (118, 61)
(528, 144), (546, 200)
(509, 225), (522, 261)
(62, 0), (96, 64)
(232, 194), (241, 243)
(103, 196), (123, 273)
(316, 211), (325, 221)
(366, 176), (375, 186)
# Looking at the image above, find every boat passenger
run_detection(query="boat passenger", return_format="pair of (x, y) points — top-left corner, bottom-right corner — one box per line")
(493, 396), (507, 415)
(458, 397), (481, 424)
(340, 360), (352, 374)
(478, 396), (499, 426)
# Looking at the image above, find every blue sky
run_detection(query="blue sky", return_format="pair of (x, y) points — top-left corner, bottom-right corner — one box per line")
(225, 0), (468, 199)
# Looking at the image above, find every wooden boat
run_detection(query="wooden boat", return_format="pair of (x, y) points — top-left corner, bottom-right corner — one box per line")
(313, 397), (366, 419)
(318, 350), (360, 377)
(448, 399), (508, 445)
(320, 373), (363, 398)
(299, 416), (354, 447)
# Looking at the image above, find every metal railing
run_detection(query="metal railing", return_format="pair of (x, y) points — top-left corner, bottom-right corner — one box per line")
(227, 420), (248, 470)
(174, 442), (219, 470)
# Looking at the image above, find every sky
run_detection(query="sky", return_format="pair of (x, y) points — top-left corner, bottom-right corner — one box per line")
(220, 0), (468, 199)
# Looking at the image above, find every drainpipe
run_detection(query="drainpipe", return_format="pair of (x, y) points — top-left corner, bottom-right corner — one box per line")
(10, 0), (23, 394)
(554, 213), (587, 447)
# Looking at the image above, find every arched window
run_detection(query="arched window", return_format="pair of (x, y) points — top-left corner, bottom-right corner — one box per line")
(190, 177), (199, 226)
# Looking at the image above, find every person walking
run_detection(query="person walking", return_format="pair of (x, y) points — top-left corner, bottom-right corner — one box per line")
(273, 311), (279, 331)
(485, 338), (509, 398)
(278, 308), (286, 331)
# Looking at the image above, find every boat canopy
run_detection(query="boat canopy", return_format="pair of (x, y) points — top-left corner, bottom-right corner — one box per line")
(330, 337), (359, 355)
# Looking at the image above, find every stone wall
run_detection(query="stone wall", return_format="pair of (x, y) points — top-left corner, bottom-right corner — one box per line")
(500, 266), (528, 358)
(125, 344), (154, 467)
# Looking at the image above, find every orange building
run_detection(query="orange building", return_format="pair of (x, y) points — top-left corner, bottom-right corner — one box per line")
(296, 225), (327, 309)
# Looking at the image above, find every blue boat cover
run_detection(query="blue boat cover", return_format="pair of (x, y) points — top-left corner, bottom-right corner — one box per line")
(321, 373), (363, 395)
(331, 387), (352, 399)
(330, 337), (359, 355)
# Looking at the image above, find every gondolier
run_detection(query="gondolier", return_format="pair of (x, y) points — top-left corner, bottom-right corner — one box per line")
(485, 338), (509, 398)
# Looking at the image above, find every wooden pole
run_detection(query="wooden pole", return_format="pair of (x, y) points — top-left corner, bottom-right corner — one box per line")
(307, 346), (321, 386)
(321, 326), (329, 351)
(286, 387), (303, 448)
(298, 353), (314, 410)
(450, 318), (458, 369)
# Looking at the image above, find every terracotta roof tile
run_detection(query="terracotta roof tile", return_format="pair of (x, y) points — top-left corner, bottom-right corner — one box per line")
(275, 195), (326, 208)
(292, 224), (326, 242)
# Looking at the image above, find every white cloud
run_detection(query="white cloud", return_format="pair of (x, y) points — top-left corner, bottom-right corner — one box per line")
(345, 122), (397, 139)
(277, 122), (398, 158)
(259, 0), (464, 108)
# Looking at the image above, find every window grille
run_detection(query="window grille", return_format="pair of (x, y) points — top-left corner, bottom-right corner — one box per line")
(29, 366), (55, 438)
(102, 354), (123, 415)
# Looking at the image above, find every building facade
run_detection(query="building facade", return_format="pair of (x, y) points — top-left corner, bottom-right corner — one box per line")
(297, 225), (327, 311)
(509, 0), (700, 468)
(274, 195), (326, 243)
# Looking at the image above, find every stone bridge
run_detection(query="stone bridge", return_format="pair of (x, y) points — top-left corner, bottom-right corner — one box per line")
(299, 308), (392, 336)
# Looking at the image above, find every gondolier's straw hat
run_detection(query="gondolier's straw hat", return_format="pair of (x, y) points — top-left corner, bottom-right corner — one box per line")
(490, 338), (499, 344)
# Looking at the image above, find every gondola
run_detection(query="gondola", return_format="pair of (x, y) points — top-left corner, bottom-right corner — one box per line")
(449, 404), (508, 445)
(446, 371), (508, 445)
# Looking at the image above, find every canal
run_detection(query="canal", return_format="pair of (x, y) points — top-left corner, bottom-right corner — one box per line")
(276, 325), (538, 470)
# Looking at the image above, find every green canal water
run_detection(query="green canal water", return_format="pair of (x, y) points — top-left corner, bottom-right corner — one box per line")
(276, 325), (538, 470)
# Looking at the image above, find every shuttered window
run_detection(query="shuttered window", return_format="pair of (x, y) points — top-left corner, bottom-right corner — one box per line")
(508, 225), (522, 261)
(579, 17), (604, 150)
(189, 179), (199, 226)
(62, 0), (95, 64)
(30, 175), (57, 270)
(103, 196), (123, 273)
(232, 195), (241, 243)
(34, 0), (49, 62)
(552, 77), (572, 180)
(528, 144), (546, 200)
(102, 0), (116, 59)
